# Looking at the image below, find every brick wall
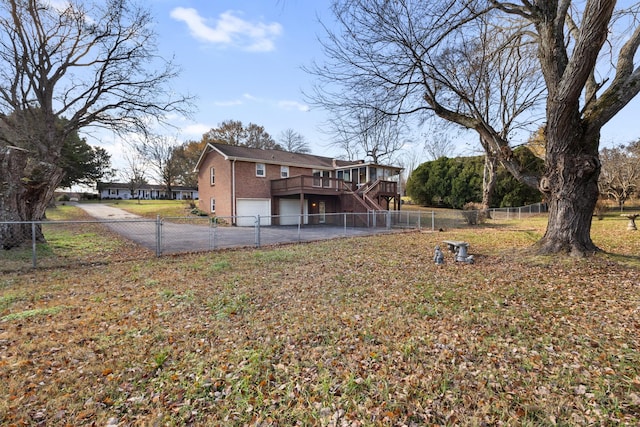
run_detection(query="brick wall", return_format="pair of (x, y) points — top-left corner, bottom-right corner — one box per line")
(198, 152), (326, 218)
(197, 152), (233, 217)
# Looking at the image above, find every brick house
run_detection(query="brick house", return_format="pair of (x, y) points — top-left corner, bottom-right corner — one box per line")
(195, 143), (402, 226)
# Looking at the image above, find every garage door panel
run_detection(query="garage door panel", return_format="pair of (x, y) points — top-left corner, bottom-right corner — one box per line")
(279, 199), (308, 225)
(236, 199), (271, 226)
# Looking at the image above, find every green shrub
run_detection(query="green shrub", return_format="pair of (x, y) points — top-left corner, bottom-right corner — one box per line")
(190, 208), (208, 217)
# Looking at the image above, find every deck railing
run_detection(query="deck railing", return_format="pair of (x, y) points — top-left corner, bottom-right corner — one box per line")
(271, 175), (352, 194)
(272, 175), (397, 196)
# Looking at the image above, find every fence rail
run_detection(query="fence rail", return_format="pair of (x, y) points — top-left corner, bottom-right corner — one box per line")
(1, 204), (547, 271)
(488, 202), (548, 220)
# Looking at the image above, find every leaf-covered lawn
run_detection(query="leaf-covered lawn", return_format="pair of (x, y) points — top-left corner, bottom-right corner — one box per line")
(1, 218), (639, 426)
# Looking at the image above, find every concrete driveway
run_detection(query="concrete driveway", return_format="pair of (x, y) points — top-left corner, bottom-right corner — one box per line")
(75, 203), (254, 254)
(74, 203), (393, 255)
(75, 203), (144, 220)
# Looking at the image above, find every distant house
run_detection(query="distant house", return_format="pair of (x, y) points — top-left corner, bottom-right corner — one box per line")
(195, 143), (402, 226)
(97, 182), (198, 200)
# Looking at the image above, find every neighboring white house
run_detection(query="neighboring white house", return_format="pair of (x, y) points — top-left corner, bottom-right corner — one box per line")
(97, 182), (198, 200)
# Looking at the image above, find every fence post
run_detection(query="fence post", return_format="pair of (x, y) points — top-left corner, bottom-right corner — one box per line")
(386, 210), (391, 229)
(431, 211), (435, 232)
(214, 221), (218, 250)
(31, 222), (37, 269)
(344, 213), (347, 235)
(298, 215), (302, 241)
(156, 215), (162, 257)
(255, 215), (261, 247)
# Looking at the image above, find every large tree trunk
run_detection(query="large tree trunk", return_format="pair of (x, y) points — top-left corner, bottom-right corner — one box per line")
(0, 146), (64, 249)
(482, 151), (498, 212)
(536, 127), (601, 256)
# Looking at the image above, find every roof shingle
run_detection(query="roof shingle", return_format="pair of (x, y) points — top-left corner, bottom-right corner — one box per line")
(208, 143), (362, 169)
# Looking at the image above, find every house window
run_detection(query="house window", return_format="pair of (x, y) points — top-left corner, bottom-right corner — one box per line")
(280, 166), (289, 178)
(210, 167), (215, 185)
(210, 198), (216, 213)
(313, 170), (331, 188)
(256, 163), (266, 177)
(337, 170), (350, 182)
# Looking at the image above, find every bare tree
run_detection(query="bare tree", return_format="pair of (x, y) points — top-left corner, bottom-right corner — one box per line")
(134, 135), (181, 198)
(422, 123), (457, 161)
(313, 4), (543, 208)
(599, 142), (640, 211)
(322, 114), (361, 161)
(325, 108), (408, 164)
(0, 0), (192, 248)
(118, 149), (148, 204)
(279, 128), (311, 153)
(308, 0), (640, 256)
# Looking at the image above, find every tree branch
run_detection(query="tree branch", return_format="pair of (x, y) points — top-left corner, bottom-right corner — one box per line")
(584, 23), (640, 130)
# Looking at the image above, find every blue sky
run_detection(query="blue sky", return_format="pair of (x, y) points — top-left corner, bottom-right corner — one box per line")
(147, 0), (336, 152)
(95, 0), (639, 170)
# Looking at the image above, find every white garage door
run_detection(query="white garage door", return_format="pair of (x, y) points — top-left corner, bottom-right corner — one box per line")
(279, 199), (308, 225)
(236, 199), (271, 226)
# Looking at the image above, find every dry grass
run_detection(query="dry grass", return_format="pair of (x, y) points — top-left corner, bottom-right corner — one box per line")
(1, 216), (639, 426)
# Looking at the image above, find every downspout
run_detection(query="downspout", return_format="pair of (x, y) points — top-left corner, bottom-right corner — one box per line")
(232, 159), (237, 223)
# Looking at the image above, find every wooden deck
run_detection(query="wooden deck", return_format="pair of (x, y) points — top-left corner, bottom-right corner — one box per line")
(271, 176), (351, 196)
(271, 175), (398, 197)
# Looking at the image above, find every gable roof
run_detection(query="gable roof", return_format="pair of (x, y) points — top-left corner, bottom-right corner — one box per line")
(195, 143), (363, 171)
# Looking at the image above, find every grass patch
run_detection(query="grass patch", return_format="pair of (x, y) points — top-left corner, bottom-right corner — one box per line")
(0, 216), (639, 425)
(102, 199), (197, 219)
(0, 205), (152, 271)
(1, 306), (65, 321)
(0, 294), (25, 312)
(209, 259), (231, 272)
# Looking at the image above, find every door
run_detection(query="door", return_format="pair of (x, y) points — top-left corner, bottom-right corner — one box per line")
(319, 201), (326, 224)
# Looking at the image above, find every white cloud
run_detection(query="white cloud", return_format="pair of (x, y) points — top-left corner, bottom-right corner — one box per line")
(170, 7), (282, 52)
(181, 123), (212, 137)
(211, 93), (261, 107)
(242, 93), (261, 102)
(214, 99), (243, 107)
(277, 100), (310, 112)
(212, 94), (309, 113)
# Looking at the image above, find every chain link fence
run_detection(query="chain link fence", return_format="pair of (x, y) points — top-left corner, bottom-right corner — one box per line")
(0, 219), (157, 271)
(1, 204), (547, 271)
(488, 202), (548, 220)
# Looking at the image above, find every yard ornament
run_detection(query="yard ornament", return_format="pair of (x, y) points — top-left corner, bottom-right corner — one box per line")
(434, 245), (444, 265)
